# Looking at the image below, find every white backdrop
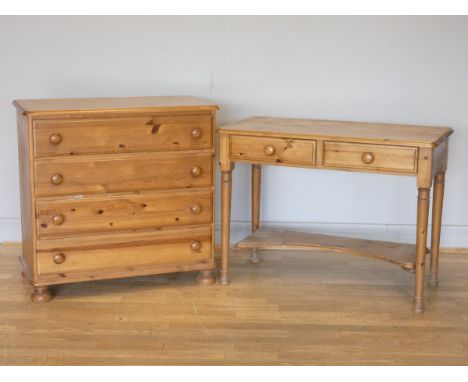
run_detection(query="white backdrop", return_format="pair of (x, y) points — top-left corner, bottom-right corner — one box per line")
(1, 16), (467, 246)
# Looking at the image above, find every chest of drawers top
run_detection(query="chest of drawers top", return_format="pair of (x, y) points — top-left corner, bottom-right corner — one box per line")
(14, 95), (218, 116)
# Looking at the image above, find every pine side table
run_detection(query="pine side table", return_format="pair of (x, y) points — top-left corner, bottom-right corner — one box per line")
(218, 116), (453, 313)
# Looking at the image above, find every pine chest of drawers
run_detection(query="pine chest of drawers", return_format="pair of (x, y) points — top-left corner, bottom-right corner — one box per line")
(14, 96), (218, 302)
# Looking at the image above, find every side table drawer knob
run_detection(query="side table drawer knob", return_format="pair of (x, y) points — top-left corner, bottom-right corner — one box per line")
(50, 173), (63, 185)
(53, 253), (66, 264)
(361, 152), (375, 164)
(264, 145), (276, 156)
(49, 133), (62, 145)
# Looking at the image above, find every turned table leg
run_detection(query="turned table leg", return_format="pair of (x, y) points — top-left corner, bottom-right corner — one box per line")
(250, 164), (262, 264)
(31, 286), (52, 303)
(414, 187), (431, 313)
(429, 172), (445, 287)
(220, 169), (233, 285)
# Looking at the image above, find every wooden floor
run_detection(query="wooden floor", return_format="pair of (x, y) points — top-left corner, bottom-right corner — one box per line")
(1, 243), (468, 365)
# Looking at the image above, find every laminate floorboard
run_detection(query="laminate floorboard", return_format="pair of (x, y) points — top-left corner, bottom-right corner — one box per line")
(1, 244), (467, 365)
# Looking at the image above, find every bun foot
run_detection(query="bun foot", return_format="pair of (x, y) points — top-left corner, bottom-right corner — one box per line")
(249, 248), (261, 264)
(196, 270), (216, 285)
(31, 286), (52, 303)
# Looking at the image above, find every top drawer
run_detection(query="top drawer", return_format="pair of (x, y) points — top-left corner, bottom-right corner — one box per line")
(33, 114), (212, 157)
(230, 135), (316, 165)
(323, 142), (418, 173)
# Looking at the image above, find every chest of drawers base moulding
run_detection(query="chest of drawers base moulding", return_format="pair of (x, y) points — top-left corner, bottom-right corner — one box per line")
(14, 96), (218, 302)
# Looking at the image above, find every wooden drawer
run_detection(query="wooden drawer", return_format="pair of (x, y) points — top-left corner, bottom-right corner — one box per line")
(33, 115), (212, 156)
(36, 189), (212, 236)
(34, 151), (213, 197)
(323, 142), (418, 173)
(36, 226), (212, 275)
(230, 135), (316, 165)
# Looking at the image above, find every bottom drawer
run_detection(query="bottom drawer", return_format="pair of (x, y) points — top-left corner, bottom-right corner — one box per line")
(37, 226), (212, 275)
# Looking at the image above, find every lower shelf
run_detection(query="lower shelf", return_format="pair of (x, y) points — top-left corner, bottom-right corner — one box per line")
(235, 228), (429, 272)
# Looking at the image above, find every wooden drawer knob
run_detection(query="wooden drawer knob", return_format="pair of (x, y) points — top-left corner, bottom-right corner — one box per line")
(50, 173), (63, 185)
(361, 152), (375, 164)
(264, 145), (276, 156)
(191, 204), (202, 215)
(191, 166), (202, 177)
(52, 214), (65, 225)
(49, 133), (62, 145)
(191, 240), (202, 251)
(191, 128), (203, 139)
(53, 253), (66, 264)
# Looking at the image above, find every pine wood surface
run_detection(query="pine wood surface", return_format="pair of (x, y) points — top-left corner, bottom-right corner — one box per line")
(220, 116), (453, 147)
(15, 96), (217, 300)
(14, 96), (218, 115)
(219, 117), (452, 313)
(1, 244), (468, 365)
(33, 114), (213, 156)
(34, 150), (213, 197)
(323, 141), (418, 173)
(36, 188), (213, 236)
(37, 236), (212, 276)
(230, 135), (316, 165)
(235, 228), (426, 271)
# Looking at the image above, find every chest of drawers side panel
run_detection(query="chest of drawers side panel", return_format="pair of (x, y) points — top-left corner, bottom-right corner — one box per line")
(16, 111), (37, 280)
(210, 112), (216, 264)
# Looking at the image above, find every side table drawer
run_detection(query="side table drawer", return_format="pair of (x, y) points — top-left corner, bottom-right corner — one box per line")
(230, 135), (316, 165)
(36, 189), (212, 236)
(323, 142), (418, 173)
(33, 114), (212, 156)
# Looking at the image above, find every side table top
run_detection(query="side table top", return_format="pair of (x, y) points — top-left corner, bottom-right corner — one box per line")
(219, 116), (453, 147)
